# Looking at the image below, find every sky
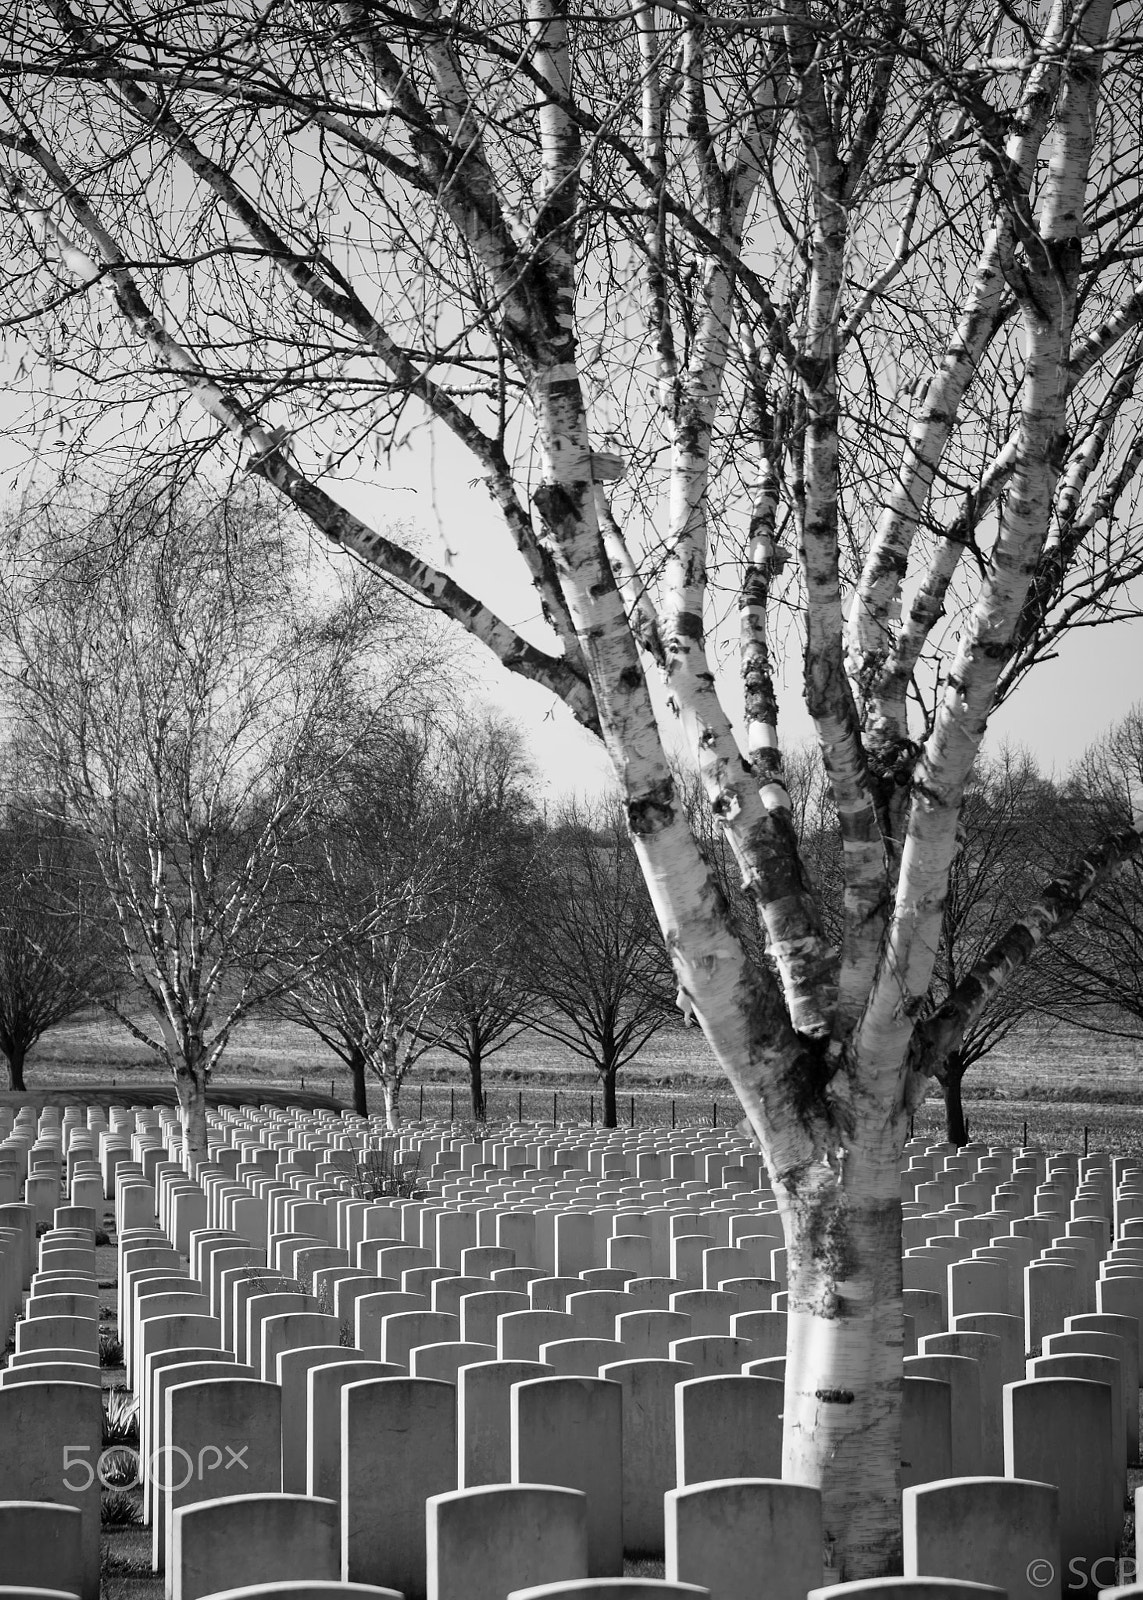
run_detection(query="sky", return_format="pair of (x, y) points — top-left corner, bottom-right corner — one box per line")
(0, 357), (1138, 807)
(326, 416), (1143, 802)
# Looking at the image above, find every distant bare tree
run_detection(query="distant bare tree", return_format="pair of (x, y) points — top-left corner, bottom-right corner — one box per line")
(0, 479), (413, 1153)
(428, 715), (542, 1120)
(0, 799), (112, 1090)
(927, 751), (1059, 1143)
(525, 800), (677, 1127)
(1032, 708), (1143, 1041)
(283, 717), (490, 1129)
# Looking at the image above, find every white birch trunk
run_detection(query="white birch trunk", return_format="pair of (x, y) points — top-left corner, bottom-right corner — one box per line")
(381, 1077), (401, 1134)
(781, 1128), (905, 1578)
(175, 1067), (208, 1163)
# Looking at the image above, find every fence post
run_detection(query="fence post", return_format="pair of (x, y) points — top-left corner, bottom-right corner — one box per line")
(419, 1084), (424, 1119)
(450, 1086), (455, 1120)
(330, 1079), (335, 1098)
(518, 1089), (523, 1122)
(590, 1094), (595, 1126)
(712, 1100), (717, 1127)
(1084, 1125), (1089, 1156)
(1022, 1118), (1028, 1146)
(671, 1099), (675, 1129)
(629, 1095), (635, 1128)
(553, 1091), (558, 1123)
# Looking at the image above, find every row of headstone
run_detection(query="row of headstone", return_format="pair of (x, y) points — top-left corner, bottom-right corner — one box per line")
(3, 1101), (1143, 1600)
(0, 1196), (104, 1600)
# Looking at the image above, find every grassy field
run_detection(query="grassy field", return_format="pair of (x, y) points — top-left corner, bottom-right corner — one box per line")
(6, 1006), (1143, 1152)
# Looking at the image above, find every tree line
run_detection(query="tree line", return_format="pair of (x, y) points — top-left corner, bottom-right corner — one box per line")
(0, 482), (1138, 1144)
(0, 481), (684, 1137)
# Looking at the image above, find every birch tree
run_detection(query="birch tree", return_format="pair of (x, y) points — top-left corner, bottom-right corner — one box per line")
(0, 480), (402, 1154)
(5, 0), (1143, 1570)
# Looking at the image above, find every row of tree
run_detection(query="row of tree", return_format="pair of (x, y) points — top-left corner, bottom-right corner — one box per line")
(0, 481), (680, 1134)
(0, 481), (1139, 1142)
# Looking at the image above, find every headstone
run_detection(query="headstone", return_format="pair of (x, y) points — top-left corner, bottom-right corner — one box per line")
(512, 1376), (624, 1577)
(411, 1340), (498, 1385)
(904, 1354), (983, 1476)
(458, 1359), (553, 1488)
(0, 1501), (84, 1596)
(807, 1583), (1003, 1600)
(146, 1357), (248, 1534)
(306, 1358), (402, 1502)
(675, 1377), (782, 1486)
(0, 1382), (101, 1599)
(508, 1582), (709, 1600)
(426, 1484), (588, 1600)
(1026, 1353), (1125, 1510)
(161, 1378), (282, 1578)
(341, 1377), (457, 1600)
(920, 1333), (1004, 1475)
(666, 1478), (823, 1600)
(903, 1477), (1060, 1600)
(1004, 1378), (1119, 1592)
(170, 1492), (339, 1600)
(601, 1359), (691, 1557)
(902, 1377), (953, 1489)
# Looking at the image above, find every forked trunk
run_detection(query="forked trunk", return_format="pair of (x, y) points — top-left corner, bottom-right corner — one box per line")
(175, 1065), (209, 1162)
(780, 1128), (905, 1580)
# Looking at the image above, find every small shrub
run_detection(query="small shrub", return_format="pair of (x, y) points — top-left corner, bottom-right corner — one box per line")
(34, 1221), (50, 1237)
(350, 1141), (425, 1200)
(100, 1448), (139, 1488)
(95, 1228), (111, 1246)
(99, 1332), (124, 1368)
(101, 1490), (140, 1526)
(102, 1390), (138, 1447)
(312, 1274), (355, 1345)
(245, 1273), (304, 1297)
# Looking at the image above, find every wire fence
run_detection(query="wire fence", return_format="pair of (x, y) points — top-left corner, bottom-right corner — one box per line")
(262, 1077), (1143, 1153)
(35, 1059), (1143, 1157)
(334, 1082), (745, 1130)
(907, 1099), (1143, 1159)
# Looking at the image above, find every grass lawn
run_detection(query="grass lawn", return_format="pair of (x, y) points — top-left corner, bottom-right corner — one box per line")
(2, 1006), (1141, 1150)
